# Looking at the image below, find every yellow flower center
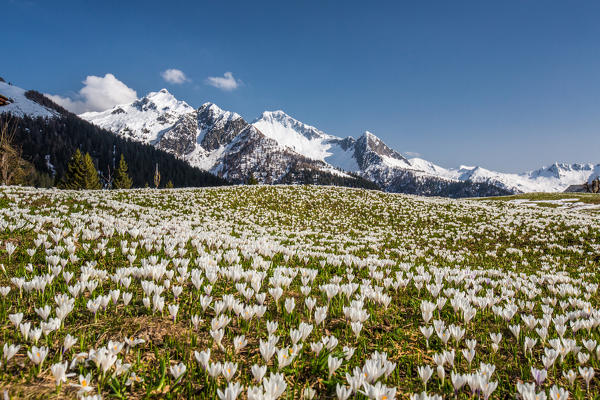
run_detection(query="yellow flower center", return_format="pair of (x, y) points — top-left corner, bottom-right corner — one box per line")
(82, 379), (87, 387)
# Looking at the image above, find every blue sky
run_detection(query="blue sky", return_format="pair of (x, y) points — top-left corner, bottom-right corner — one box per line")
(4, 0), (600, 172)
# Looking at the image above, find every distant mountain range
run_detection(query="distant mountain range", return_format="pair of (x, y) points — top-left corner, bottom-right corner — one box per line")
(80, 88), (599, 196)
(2, 80), (598, 196)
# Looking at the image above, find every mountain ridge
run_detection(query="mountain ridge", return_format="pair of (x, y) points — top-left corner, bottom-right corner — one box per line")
(0, 82), (228, 188)
(77, 89), (599, 195)
(3, 82), (598, 196)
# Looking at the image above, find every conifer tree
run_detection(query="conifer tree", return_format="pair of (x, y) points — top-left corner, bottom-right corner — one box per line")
(60, 149), (85, 189)
(113, 154), (133, 189)
(82, 152), (101, 189)
(153, 163), (161, 189)
(247, 172), (258, 185)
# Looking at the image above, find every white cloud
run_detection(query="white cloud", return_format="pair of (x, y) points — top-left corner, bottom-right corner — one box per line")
(161, 69), (188, 84)
(46, 73), (137, 114)
(404, 151), (421, 158)
(205, 72), (240, 91)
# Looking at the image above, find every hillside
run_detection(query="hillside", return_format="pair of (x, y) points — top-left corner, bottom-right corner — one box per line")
(0, 185), (598, 398)
(0, 82), (228, 188)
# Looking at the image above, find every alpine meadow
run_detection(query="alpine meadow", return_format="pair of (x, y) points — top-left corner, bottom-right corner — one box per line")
(0, 185), (599, 399)
(2, 1), (600, 399)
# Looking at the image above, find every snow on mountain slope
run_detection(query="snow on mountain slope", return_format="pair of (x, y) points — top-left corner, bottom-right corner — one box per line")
(195, 103), (246, 151)
(251, 112), (413, 173)
(155, 102), (248, 173)
(80, 89), (194, 144)
(407, 159), (600, 193)
(325, 138), (360, 172)
(408, 157), (456, 177)
(488, 163), (600, 192)
(0, 82), (59, 118)
(252, 110), (336, 162)
(79, 89), (598, 195)
(80, 93), (356, 184)
(250, 109), (599, 193)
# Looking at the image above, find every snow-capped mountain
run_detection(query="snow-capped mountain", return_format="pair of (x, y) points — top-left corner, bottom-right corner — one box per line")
(406, 159), (600, 193)
(0, 81), (59, 118)
(77, 89), (598, 195)
(80, 89), (195, 144)
(250, 110), (599, 194)
(1, 81), (596, 195)
(251, 111), (413, 175)
(80, 91), (360, 185)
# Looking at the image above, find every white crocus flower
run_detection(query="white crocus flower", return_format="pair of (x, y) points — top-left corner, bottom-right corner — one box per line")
(3, 343), (20, 362)
(170, 362), (187, 381)
(51, 361), (72, 387)
(417, 365), (433, 389)
(327, 355), (342, 378)
(27, 345), (48, 367)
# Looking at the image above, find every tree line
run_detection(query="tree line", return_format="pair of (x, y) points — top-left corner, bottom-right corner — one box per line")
(0, 91), (229, 188)
(59, 149), (136, 190)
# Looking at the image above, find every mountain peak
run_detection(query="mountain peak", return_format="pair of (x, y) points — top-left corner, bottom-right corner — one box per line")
(256, 110), (291, 122)
(199, 102), (224, 113)
(254, 110), (326, 136)
(360, 130), (384, 146)
(354, 130), (410, 170)
(143, 88), (179, 103)
(80, 88), (194, 144)
(266, 110), (287, 117)
(198, 102), (242, 122)
(359, 130), (382, 147)
(200, 101), (216, 108)
(252, 110), (332, 161)
(363, 130), (376, 138)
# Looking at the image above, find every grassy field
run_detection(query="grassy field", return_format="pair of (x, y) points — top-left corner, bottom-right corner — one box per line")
(0, 185), (598, 399)
(478, 192), (600, 205)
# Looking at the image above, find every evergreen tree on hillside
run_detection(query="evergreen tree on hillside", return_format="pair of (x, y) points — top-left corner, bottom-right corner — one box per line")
(2, 94), (230, 189)
(60, 149), (85, 189)
(247, 172), (258, 185)
(153, 163), (161, 189)
(82, 152), (101, 189)
(113, 154), (133, 189)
